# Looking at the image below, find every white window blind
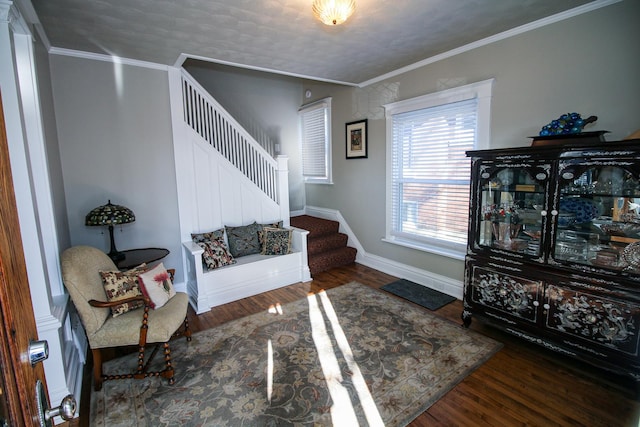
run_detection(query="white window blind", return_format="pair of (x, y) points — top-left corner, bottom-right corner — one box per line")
(392, 98), (475, 249)
(384, 79), (493, 259)
(299, 98), (332, 184)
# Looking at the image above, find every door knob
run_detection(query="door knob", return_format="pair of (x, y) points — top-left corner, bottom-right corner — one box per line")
(36, 380), (76, 427)
(46, 394), (76, 421)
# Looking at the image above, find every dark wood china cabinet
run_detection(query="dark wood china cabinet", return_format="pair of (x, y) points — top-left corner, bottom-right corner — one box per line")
(463, 138), (640, 385)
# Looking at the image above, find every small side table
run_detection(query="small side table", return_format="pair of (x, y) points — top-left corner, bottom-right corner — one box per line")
(116, 248), (170, 270)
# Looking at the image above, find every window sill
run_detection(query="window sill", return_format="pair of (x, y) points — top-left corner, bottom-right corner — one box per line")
(382, 237), (466, 261)
(304, 180), (334, 185)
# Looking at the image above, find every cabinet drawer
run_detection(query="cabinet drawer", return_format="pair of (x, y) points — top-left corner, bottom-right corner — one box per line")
(468, 265), (542, 324)
(545, 284), (640, 357)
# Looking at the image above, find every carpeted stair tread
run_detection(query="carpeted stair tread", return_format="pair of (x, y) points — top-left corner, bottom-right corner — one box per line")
(307, 232), (349, 255)
(308, 246), (357, 274)
(291, 215), (357, 275)
(291, 215), (339, 238)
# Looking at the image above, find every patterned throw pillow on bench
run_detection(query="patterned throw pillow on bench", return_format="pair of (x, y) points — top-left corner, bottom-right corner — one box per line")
(225, 222), (262, 257)
(260, 227), (292, 255)
(191, 228), (236, 271)
(225, 221), (284, 258)
(191, 228), (225, 244)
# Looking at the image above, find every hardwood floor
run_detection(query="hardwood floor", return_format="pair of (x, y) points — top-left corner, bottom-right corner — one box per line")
(75, 263), (640, 426)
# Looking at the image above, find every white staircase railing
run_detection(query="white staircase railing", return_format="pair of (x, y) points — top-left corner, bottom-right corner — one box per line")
(180, 70), (280, 203)
(220, 101), (279, 158)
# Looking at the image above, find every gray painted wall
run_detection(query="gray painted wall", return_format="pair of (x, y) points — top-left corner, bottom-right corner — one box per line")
(49, 56), (184, 280)
(47, 0), (638, 286)
(304, 0), (640, 283)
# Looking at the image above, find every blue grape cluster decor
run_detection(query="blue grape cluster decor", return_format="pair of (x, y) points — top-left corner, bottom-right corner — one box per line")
(539, 113), (597, 136)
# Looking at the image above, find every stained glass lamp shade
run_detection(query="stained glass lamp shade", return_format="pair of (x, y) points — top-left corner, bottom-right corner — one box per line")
(85, 200), (135, 262)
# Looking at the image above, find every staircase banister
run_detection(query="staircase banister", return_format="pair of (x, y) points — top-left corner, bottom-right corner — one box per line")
(276, 155), (290, 226)
(181, 69), (277, 165)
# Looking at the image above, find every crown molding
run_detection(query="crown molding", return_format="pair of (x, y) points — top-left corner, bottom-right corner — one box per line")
(358, 0), (623, 87)
(175, 52), (359, 87)
(49, 47), (169, 71)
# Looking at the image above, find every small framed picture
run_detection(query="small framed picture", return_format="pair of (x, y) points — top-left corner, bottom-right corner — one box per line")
(346, 119), (368, 159)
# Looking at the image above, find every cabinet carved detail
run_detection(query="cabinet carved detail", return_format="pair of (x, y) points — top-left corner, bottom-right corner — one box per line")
(471, 267), (540, 323)
(546, 285), (639, 355)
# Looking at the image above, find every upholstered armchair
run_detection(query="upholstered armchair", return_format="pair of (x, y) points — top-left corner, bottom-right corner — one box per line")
(61, 246), (191, 391)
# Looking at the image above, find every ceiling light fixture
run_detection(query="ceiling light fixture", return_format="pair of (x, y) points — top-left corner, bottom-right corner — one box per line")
(312, 0), (356, 26)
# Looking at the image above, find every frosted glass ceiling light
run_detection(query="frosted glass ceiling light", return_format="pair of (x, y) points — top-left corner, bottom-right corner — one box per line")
(312, 0), (356, 26)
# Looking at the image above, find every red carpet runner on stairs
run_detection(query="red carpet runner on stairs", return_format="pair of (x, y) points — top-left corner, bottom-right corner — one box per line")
(290, 215), (357, 275)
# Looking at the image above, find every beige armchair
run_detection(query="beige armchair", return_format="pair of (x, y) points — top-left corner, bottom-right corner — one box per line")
(61, 245), (191, 391)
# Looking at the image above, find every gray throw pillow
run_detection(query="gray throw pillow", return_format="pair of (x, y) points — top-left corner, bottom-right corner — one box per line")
(225, 222), (262, 257)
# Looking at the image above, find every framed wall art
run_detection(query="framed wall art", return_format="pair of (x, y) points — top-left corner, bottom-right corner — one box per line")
(346, 119), (368, 159)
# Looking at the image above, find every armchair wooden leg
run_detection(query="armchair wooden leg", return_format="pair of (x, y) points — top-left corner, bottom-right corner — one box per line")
(134, 345), (148, 379)
(184, 315), (192, 342)
(92, 348), (104, 391)
(161, 342), (175, 385)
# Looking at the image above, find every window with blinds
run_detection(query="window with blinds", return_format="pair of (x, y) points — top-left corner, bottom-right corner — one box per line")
(384, 80), (493, 258)
(299, 98), (332, 184)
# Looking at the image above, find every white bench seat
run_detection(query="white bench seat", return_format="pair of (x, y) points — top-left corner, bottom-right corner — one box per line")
(182, 227), (311, 314)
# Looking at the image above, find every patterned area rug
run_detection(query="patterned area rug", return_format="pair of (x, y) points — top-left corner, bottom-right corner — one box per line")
(91, 282), (501, 426)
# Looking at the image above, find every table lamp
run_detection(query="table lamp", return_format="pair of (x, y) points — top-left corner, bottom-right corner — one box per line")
(85, 200), (135, 262)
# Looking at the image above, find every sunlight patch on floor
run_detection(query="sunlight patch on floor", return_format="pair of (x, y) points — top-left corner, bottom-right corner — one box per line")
(308, 290), (384, 426)
(319, 291), (384, 427)
(308, 292), (359, 425)
(268, 303), (283, 315)
(267, 339), (274, 402)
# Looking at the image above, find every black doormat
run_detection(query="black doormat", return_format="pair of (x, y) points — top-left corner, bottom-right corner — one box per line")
(381, 279), (457, 311)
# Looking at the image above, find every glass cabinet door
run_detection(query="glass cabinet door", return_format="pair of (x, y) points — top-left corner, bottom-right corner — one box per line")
(555, 161), (640, 273)
(475, 162), (551, 257)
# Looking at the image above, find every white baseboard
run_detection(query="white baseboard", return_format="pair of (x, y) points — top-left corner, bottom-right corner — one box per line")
(301, 206), (464, 300)
(358, 252), (463, 300)
(173, 281), (187, 293)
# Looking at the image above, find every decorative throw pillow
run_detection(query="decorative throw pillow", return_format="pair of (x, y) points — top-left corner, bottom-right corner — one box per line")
(261, 227), (292, 255)
(198, 238), (236, 270)
(138, 263), (176, 309)
(259, 220), (283, 229)
(258, 221), (283, 245)
(225, 222), (262, 257)
(99, 264), (148, 317)
(191, 228), (225, 244)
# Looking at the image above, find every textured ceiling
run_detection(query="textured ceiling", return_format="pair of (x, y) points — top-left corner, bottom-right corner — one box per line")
(29, 0), (597, 85)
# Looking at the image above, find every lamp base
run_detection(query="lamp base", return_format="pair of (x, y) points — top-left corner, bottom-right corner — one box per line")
(107, 225), (125, 263)
(107, 250), (125, 263)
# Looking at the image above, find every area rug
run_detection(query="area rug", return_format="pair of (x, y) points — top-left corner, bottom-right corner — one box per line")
(381, 279), (457, 311)
(91, 282), (501, 426)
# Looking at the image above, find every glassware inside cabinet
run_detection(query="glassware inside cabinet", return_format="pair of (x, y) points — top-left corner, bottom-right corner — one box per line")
(557, 165), (640, 272)
(477, 167), (546, 256)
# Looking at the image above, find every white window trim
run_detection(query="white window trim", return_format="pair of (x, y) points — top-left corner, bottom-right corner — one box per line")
(383, 79), (494, 259)
(299, 97), (333, 185)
